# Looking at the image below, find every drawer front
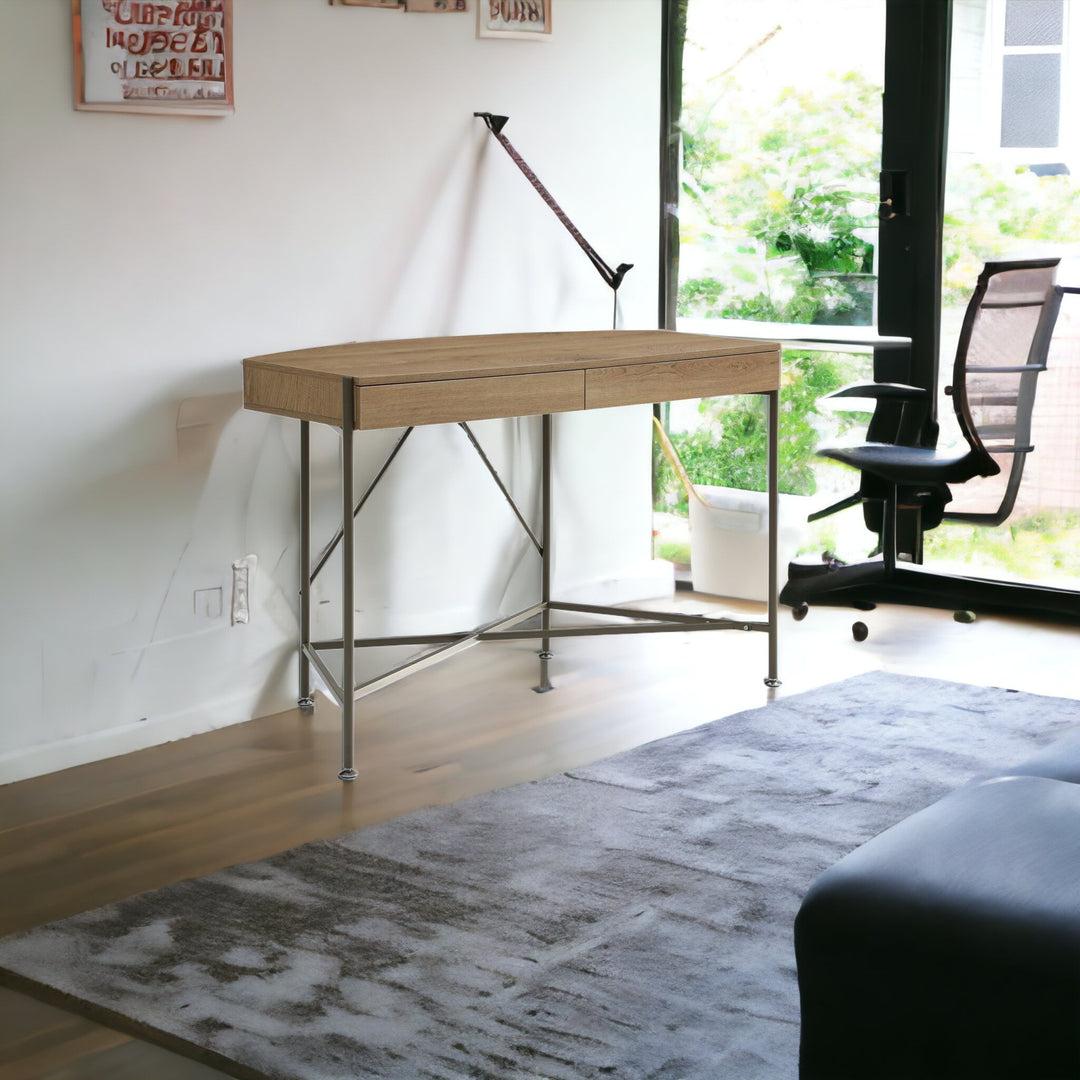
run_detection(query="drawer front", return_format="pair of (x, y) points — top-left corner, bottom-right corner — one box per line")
(243, 366), (344, 425)
(585, 352), (779, 409)
(357, 370), (585, 429)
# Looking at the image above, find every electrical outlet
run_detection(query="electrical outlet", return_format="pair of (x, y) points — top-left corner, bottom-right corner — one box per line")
(231, 554), (257, 625)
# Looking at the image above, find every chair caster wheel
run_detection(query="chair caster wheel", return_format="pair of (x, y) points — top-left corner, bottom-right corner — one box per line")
(792, 602), (809, 621)
(852, 621), (869, 642)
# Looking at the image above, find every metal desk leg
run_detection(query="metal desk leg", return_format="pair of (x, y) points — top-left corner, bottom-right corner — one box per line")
(765, 388), (781, 688)
(534, 413), (554, 693)
(298, 421), (315, 711)
(339, 377), (358, 781)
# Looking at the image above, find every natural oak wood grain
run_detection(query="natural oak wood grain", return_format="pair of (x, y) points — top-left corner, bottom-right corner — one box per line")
(242, 330), (780, 428)
(357, 370), (585, 429)
(0, 986), (226, 1079)
(585, 353), (779, 409)
(3, 597), (1079, 1078)
(244, 330), (778, 384)
(242, 366), (343, 426)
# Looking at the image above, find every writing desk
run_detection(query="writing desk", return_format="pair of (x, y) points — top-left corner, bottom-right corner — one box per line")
(243, 330), (781, 780)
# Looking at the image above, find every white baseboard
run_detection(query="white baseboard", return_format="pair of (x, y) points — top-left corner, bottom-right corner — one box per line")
(1, 562), (677, 788)
(0, 688), (281, 787)
(557, 557), (676, 606)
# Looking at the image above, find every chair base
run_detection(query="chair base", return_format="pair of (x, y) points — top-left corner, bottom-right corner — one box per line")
(780, 558), (1080, 625)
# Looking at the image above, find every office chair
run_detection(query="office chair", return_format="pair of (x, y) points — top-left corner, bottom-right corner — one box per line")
(780, 258), (1074, 625)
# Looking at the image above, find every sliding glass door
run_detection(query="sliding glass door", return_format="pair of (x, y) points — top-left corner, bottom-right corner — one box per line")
(657, 0), (891, 572)
(661, 0), (1078, 603)
(924, 0), (1080, 588)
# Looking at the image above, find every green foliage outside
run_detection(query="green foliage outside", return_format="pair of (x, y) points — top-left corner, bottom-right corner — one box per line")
(923, 511), (1080, 587)
(662, 70), (881, 509)
(942, 163), (1080, 304)
(654, 539), (693, 566)
(678, 70), (881, 325)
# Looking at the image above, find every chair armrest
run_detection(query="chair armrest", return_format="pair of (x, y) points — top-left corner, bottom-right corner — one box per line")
(825, 381), (929, 402)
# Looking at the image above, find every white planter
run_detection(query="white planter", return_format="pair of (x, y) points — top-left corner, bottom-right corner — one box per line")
(688, 486), (809, 601)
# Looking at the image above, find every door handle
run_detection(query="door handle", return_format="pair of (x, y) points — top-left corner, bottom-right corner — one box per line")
(879, 170), (908, 220)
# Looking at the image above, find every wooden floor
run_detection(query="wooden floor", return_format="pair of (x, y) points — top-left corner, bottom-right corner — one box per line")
(2, 594), (1079, 1079)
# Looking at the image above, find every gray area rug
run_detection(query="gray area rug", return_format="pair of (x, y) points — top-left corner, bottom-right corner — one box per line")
(4, 671), (1080, 1080)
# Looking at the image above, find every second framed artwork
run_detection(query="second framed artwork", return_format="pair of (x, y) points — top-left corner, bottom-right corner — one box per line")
(477, 0), (551, 40)
(334, 1), (468, 9)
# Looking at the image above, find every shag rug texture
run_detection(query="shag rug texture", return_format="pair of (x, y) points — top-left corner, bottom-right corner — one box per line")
(3, 671), (1080, 1080)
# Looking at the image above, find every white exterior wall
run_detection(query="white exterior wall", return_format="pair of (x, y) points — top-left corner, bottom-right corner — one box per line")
(0, 0), (663, 782)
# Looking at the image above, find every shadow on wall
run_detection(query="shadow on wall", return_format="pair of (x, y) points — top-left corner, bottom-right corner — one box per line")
(365, 117), (493, 341)
(368, 113), (608, 342)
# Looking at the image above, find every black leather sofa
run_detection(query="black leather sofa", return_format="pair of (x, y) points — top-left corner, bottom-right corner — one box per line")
(795, 731), (1080, 1079)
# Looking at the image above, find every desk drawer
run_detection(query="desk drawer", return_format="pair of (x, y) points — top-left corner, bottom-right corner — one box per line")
(585, 352), (779, 409)
(243, 366), (344, 425)
(357, 370), (585, 429)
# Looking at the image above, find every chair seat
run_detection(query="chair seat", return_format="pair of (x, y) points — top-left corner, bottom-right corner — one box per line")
(817, 440), (994, 484)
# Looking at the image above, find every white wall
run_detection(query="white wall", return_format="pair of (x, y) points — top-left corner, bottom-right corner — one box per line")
(0, 0), (663, 783)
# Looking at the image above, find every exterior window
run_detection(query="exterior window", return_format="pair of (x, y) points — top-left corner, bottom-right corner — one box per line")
(1001, 53), (1060, 146)
(1004, 0), (1063, 45)
(999, 0), (1065, 150)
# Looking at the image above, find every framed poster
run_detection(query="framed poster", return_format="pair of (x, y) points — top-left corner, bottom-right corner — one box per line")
(477, 0), (550, 39)
(72, 1), (234, 116)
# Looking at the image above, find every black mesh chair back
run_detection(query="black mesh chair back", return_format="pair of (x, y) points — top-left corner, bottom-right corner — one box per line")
(945, 259), (1063, 525)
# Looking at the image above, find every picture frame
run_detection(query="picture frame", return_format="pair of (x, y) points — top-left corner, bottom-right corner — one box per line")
(477, 0), (551, 40)
(404, 0), (468, 10)
(72, 0), (234, 116)
(332, 0), (467, 9)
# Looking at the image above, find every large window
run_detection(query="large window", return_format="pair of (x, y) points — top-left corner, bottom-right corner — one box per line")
(674, 1), (885, 331)
(660, 0), (1080, 599)
(656, 1), (887, 574)
(930, 0), (1080, 589)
